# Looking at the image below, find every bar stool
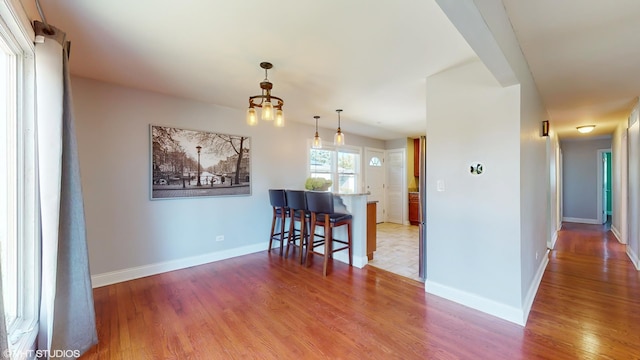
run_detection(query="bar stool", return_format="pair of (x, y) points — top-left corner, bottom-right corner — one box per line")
(268, 189), (289, 256)
(285, 190), (309, 264)
(305, 191), (352, 276)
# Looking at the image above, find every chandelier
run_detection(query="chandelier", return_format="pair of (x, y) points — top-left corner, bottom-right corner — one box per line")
(246, 62), (284, 127)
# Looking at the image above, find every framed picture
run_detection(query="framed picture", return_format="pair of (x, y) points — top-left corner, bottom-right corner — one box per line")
(150, 125), (251, 199)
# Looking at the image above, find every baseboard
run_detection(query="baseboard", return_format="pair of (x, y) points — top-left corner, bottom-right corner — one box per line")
(309, 244), (367, 269)
(549, 231), (558, 249)
(424, 280), (525, 326)
(562, 217), (600, 225)
(627, 246), (640, 271)
(522, 251), (549, 325)
(611, 226), (624, 244)
(91, 243), (267, 288)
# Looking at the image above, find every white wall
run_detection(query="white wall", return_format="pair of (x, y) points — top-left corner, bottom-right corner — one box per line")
(426, 59), (523, 322)
(547, 132), (561, 248)
(611, 120), (629, 244)
(433, 0), (551, 324)
(560, 137), (612, 222)
(71, 76), (384, 285)
(628, 102), (640, 269)
(611, 120), (628, 242)
(468, 0), (551, 319)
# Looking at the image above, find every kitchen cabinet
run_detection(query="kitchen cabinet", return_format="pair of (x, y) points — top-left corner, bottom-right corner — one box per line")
(367, 201), (377, 260)
(409, 192), (419, 225)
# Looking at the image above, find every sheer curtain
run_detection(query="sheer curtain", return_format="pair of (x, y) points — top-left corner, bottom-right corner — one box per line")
(0, 274), (7, 359)
(34, 21), (97, 358)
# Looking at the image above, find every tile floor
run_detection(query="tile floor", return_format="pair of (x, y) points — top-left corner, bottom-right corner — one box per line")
(367, 222), (422, 282)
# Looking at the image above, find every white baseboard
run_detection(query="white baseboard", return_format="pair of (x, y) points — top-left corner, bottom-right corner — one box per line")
(91, 243), (267, 288)
(562, 217), (600, 225)
(424, 280), (525, 326)
(627, 246), (640, 271)
(549, 231), (558, 249)
(333, 252), (367, 269)
(522, 250), (549, 325)
(611, 226), (625, 244)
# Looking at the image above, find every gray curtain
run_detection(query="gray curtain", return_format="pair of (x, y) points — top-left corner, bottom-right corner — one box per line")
(34, 21), (97, 359)
(50, 39), (98, 358)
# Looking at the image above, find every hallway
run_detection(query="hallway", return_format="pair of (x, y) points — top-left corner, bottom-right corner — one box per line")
(525, 222), (640, 357)
(366, 220), (640, 356)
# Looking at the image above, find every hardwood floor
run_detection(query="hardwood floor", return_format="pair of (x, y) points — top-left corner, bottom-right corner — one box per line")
(81, 223), (640, 359)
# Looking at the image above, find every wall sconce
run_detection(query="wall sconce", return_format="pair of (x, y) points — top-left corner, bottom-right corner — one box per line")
(542, 120), (549, 137)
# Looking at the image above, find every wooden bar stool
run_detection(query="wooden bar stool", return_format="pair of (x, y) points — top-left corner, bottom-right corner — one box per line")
(305, 191), (352, 276)
(268, 189), (289, 256)
(285, 190), (309, 264)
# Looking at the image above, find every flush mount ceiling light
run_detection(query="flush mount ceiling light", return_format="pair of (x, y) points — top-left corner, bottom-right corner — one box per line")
(312, 115), (322, 149)
(577, 125), (596, 134)
(334, 109), (345, 146)
(246, 62), (284, 127)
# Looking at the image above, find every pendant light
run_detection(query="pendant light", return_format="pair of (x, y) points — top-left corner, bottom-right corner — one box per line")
(312, 115), (322, 149)
(334, 109), (345, 146)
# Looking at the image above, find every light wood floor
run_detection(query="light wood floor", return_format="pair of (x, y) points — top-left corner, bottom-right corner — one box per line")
(81, 222), (640, 359)
(367, 223), (420, 281)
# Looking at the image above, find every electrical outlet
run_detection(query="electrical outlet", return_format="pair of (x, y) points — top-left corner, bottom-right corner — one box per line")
(535, 252), (539, 260)
(216, 235), (224, 242)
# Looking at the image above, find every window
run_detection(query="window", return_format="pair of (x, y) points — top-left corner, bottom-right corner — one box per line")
(309, 144), (361, 194)
(369, 156), (382, 167)
(1, 0), (38, 354)
(0, 27), (17, 327)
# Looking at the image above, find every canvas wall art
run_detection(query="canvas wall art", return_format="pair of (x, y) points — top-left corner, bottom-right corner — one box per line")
(150, 125), (251, 199)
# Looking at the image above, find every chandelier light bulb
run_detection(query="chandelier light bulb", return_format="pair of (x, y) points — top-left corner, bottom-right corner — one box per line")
(262, 101), (274, 121)
(246, 108), (257, 126)
(274, 109), (285, 127)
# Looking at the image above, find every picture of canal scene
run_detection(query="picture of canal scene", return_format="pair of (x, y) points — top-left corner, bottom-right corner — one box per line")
(151, 125), (250, 199)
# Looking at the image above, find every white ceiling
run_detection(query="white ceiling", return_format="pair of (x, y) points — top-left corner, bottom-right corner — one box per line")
(24, 0), (476, 140)
(22, 0), (640, 140)
(502, 0), (640, 139)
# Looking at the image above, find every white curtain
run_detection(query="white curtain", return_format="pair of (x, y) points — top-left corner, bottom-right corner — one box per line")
(34, 21), (97, 359)
(0, 272), (8, 359)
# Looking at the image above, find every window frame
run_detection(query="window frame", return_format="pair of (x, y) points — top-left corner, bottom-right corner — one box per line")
(308, 142), (362, 194)
(0, 0), (38, 356)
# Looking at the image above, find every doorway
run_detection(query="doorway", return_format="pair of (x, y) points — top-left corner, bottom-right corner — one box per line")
(366, 146), (422, 282)
(597, 149), (612, 225)
(364, 148), (385, 223)
(385, 149), (405, 224)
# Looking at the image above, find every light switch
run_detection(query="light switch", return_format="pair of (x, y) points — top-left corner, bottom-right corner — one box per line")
(437, 180), (445, 192)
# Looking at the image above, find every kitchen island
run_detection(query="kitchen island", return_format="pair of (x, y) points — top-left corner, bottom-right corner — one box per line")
(328, 192), (370, 268)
